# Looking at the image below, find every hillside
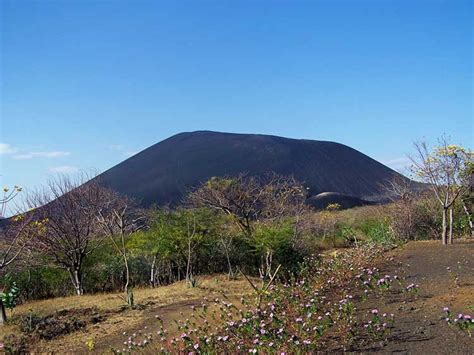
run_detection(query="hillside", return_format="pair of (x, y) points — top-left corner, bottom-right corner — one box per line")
(95, 131), (408, 206)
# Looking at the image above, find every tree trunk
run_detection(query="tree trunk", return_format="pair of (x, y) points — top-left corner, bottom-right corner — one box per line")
(448, 207), (454, 245)
(123, 254), (130, 296)
(155, 261), (161, 286)
(441, 207), (448, 245)
(168, 263), (172, 284)
(224, 247), (233, 280)
(150, 255), (157, 287)
(69, 267), (83, 296)
(186, 239), (192, 283)
(461, 200), (473, 237)
(0, 300), (7, 325)
(265, 250), (273, 278)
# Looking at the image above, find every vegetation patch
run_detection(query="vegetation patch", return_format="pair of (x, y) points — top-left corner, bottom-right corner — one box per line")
(2, 306), (106, 352)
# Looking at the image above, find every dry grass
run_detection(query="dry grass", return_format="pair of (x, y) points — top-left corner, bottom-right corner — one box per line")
(0, 274), (256, 353)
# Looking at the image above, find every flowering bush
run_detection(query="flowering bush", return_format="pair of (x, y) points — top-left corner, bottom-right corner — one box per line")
(443, 307), (473, 337)
(110, 245), (397, 353)
(363, 309), (394, 341)
(404, 283), (419, 294)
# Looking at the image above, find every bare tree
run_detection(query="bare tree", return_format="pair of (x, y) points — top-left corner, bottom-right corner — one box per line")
(381, 176), (420, 240)
(216, 217), (238, 280)
(0, 186), (34, 324)
(188, 174), (265, 237)
(460, 161), (474, 237)
(410, 138), (473, 244)
(383, 175), (419, 203)
(1, 185), (22, 219)
(0, 215), (34, 270)
(96, 190), (146, 306)
(188, 173), (307, 237)
(27, 175), (110, 295)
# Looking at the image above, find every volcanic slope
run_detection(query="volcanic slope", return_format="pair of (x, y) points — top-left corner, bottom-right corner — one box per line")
(95, 131), (407, 206)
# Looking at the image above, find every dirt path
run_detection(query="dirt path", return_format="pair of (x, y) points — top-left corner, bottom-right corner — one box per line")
(357, 240), (474, 353)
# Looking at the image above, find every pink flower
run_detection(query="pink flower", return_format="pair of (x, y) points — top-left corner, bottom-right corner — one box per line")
(371, 309), (379, 315)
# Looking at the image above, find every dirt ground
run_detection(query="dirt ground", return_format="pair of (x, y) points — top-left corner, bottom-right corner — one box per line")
(2, 240), (473, 353)
(356, 239), (474, 353)
(1, 275), (255, 353)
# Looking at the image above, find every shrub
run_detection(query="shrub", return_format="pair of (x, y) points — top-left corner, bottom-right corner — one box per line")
(0, 281), (20, 315)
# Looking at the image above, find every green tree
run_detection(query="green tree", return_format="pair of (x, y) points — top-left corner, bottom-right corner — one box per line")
(129, 209), (180, 287)
(171, 208), (218, 287)
(252, 220), (295, 279)
(411, 138), (473, 244)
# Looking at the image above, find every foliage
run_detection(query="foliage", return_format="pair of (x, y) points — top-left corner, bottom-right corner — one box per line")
(410, 139), (473, 244)
(0, 281), (20, 314)
(443, 307), (473, 337)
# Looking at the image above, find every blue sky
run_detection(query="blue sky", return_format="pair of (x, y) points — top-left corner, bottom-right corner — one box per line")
(1, 0), (472, 195)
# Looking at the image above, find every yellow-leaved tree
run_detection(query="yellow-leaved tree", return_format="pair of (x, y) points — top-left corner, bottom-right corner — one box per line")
(410, 137), (473, 244)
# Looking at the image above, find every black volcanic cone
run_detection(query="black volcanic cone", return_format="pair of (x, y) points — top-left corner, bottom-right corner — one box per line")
(95, 131), (408, 206)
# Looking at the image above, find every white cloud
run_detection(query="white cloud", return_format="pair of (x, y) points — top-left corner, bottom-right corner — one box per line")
(12, 154), (34, 160)
(48, 166), (79, 174)
(13, 151), (70, 160)
(34, 151), (70, 158)
(0, 143), (17, 155)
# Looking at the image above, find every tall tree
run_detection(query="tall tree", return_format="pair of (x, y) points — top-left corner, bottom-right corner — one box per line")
(170, 208), (216, 287)
(27, 176), (110, 295)
(410, 138), (473, 244)
(96, 191), (146, 305)
(129, 209), (177, 287)
(460, 161), (474, 237)
(0, 186), (34, 324)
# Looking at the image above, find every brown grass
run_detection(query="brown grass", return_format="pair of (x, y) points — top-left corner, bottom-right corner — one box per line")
(0, 274), (256, 353)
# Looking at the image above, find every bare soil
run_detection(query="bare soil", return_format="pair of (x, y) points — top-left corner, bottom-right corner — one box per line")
(356, 239), (474, 353)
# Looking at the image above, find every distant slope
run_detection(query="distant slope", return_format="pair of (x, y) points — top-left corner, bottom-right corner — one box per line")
(95, 131), (408, 206)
